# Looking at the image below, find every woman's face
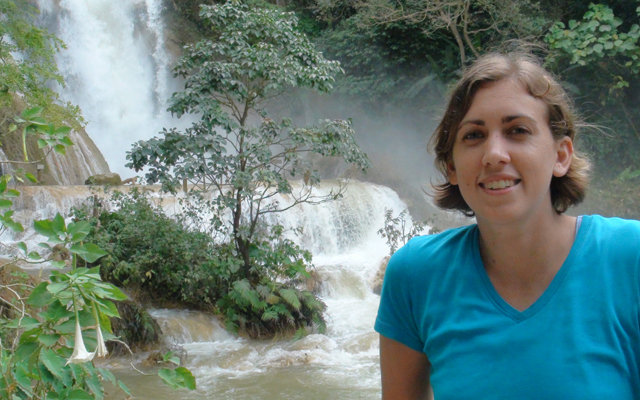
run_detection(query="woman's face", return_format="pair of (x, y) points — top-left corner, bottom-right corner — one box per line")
(448, 79), (573, 225)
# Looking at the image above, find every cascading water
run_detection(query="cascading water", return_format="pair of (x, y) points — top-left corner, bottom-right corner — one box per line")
(36, 0), (184, 177)
(13, 2), (431, 397)
(3, 181), (417, 399)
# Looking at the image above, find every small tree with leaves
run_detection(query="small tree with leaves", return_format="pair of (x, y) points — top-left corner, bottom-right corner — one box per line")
(128, 2), (370, 279)
(378, 208), (437, 255)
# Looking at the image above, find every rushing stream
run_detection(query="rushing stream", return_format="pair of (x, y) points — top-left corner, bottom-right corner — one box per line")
(3, 181), (416, 399)
(128, 182), (405, 399)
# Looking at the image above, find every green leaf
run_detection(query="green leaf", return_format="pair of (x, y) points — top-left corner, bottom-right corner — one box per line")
(70, 243), (107, 263)
(61, 136), (74, 146)
(97, 368), (116, 386)
(55, 126), (72, 135)
(84, 368), (104, 400)
(23, 107), (44, 119)
(52, 214), (66, 234)
(47, 281), (69, 295)
(158, 368), (180, 389)
(17, 241), (27, 253)
(0, 199), (13, 208)
(34, 220), (56, 239)
(27, 282), (54, 307)
(54, 144), (66, 155)
(39, 300), (74, 321)
(13, 364), (34, 396)
(15, 342), (40, 362)
(67, 389), (94, 400)
(279, 288), (301, 310)
(40, 348), (66, 377)
(117, 381), (131, 396)
(175, 367), (197, 390)
(25, 173), (38, 183)
(38, 334), (61, 347)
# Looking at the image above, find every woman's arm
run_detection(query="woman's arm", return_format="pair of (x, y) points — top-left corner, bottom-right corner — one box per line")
(380, 335), (433, 400)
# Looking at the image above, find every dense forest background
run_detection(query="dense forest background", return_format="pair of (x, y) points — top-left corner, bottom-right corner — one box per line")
(166, 0), (640, 219)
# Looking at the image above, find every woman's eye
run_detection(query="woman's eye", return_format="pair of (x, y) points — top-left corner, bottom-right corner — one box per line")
(510, 126), (531, 135)
(462, 131), (483, 140)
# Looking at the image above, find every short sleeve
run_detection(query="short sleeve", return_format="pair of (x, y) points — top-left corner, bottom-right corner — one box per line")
(374, 241), (425, 353)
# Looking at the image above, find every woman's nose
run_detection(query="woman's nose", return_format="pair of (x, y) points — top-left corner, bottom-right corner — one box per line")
(481, 134), (510, 166)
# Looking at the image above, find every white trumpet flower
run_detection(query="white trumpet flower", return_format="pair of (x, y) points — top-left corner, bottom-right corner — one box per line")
(66, 318), (95, 365)
(91, 300), (109, 358)
(94, 324), (109, 358)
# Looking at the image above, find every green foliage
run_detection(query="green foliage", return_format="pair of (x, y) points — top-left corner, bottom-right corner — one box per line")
(79, 189), (226, 308)
(128, 2), (369, 286)
(0, 0), (82, 125)
(81, 190), (325, 338)
(0, 113), (196, 398)
(546, 4), (640, 71)
(0, 107), (74, 185)
(377, 208), (437, 255)
(545, 3), (640, 177)
(0, 205), (136, 398)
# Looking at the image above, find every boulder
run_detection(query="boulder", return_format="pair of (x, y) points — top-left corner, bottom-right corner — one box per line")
(85, 173), (122, 186)
(371, 255), (390, 295)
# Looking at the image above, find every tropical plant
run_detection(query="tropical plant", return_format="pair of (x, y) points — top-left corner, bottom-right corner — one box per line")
(0, 115), (196, 398)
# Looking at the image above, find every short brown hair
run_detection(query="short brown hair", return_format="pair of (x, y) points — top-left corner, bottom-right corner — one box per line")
(430, 52), (590, 216)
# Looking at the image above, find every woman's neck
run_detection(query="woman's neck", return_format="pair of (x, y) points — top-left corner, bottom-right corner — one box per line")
(476, 211), (577, 311)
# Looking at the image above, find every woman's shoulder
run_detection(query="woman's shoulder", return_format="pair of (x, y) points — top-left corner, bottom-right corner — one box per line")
(578, 215), (640, 258)
(386, 224), (478, 278)
(581, 214), (640, 237)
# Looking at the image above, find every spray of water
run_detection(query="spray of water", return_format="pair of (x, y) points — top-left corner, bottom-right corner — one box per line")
(37, 0), (186, 177)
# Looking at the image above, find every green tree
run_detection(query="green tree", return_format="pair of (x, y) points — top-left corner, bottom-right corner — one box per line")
(0, 0), (81, 124)
(545, 3), (640, 174)
(128, 1), (370, 280)
(356, 0), (547, 65)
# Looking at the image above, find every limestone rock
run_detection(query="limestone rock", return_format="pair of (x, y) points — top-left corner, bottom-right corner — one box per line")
(371, 255), (390, 295)
(85, 173), (122, 186)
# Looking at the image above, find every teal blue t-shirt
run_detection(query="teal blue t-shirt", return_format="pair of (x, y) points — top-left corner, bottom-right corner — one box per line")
(375, 215), (640, 399)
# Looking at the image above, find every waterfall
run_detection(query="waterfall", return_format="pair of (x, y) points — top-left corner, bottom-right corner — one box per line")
(36, 0), (183, 178)
(2, 181), (416, 398)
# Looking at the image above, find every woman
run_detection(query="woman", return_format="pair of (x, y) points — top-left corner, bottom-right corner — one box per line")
(375, 53), (640, 399)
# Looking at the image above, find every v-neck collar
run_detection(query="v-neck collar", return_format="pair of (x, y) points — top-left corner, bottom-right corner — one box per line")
(472, 216), (591, 322)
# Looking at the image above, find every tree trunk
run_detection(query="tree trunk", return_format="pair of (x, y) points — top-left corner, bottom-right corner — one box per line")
(444, 11), (466, 65)
(462, 1), (480, 58)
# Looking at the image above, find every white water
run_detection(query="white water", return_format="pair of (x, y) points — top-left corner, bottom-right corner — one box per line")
(37, 0), (183, 178)
(4, 182), (415, 398)
(116, 181), (410, 399)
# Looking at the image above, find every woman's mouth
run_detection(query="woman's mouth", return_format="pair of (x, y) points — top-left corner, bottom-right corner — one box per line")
(480, 179), (521, 190)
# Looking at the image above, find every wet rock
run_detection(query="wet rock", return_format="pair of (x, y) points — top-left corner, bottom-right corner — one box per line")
(289, 334), (337, 352)
(342, 332), (378, 354)
(371, 256), (390, 295)
(85, 173), (122, 186)
(121, 176), (138, 185)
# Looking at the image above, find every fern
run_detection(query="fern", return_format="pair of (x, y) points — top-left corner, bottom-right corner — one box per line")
(279, 288), (301, 310)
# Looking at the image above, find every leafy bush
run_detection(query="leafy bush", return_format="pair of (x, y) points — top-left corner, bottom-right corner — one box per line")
(81, 190), (326, 338)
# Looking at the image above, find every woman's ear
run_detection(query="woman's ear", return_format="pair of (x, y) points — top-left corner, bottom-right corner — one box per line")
(553, 136), (574, 178)
(447, 160), (458, 185)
